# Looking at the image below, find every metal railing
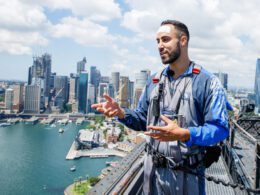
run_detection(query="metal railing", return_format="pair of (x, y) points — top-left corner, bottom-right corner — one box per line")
(222, 119), (260, 194)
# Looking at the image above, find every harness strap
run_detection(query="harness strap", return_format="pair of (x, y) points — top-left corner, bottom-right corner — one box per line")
(145, 143), (204, 169)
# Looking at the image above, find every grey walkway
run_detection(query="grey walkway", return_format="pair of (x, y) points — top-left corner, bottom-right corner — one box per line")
(206, 156), (236, 195)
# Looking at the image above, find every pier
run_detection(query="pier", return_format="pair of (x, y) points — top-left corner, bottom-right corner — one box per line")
(25, 117), (39, 124)
(66, 141), (79, 160)
(76, 118), (85, 125)
(66, 141), (126, 160)
(59, 119), (68, 125)
(7, 118), (20, 124)
(40, 118), (55, 125)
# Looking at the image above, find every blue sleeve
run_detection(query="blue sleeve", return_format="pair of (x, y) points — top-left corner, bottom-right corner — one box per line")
(185, 77), (229, 146)
(117, 78), (151, 131)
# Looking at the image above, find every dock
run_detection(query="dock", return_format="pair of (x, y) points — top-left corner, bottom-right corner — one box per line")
(40, 118), (55, 125)
(7, 118), (20, 124)
(66, 141), (79, 160)
(76, 118), (85, 125)
(66, 141), (126, 160)
(60, 119), (68, 125)
(25, 117), (39, 124)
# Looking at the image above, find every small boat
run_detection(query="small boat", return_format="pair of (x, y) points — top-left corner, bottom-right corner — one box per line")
(50, 124), (56, 128)
(106, 161), (119, 167)
(70, 165), (76, 172)
(0, 123), (11, 127)
(58, 128), (64, 133)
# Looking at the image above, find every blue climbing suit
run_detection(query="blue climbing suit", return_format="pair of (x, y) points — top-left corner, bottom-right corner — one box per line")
(118, 62), (229, 195)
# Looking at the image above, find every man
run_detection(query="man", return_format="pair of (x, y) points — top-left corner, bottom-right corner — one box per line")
(92, 20), (229, 195)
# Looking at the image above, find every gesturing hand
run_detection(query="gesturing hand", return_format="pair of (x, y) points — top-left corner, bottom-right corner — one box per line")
(144, 115), (190, 142)
(91, 94), (125, 119)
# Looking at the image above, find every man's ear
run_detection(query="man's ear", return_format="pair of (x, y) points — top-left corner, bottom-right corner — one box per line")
(180, 35), (188, 47)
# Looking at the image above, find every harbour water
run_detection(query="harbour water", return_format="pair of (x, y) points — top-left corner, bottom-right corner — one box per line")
(0, 122), (119, 195)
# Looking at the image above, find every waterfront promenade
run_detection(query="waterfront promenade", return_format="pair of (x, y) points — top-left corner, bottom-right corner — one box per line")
(66, 142), (126, 160)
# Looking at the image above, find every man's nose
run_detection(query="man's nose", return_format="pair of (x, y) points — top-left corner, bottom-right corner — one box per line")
(158, 42), (164, 51)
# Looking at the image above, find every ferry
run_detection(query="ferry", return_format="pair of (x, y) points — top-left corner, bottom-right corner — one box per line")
(0, 123), (11, 127)
(58, 128), (64, 133)
(70, 165), (76, 172)
(106, 161), (119, 167)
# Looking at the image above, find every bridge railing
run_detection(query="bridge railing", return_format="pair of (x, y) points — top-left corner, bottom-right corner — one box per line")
(222, 119), (260, 194)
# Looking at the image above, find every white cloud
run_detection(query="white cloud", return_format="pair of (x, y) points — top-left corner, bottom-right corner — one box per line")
(121, 0), (260, 88)
(0, 0), (50, 54)
(0, 0), (259, 88)
(22, 0), (121, 21)
(0, 29), (48, 55)
(69, 0), (121, 21)
(51, 17), (115, 46)
(112, 63), (126, 71)
(0, 0), (49, 31)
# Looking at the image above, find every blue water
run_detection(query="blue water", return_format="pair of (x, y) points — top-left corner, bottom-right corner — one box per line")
(0, 122), (119, 195)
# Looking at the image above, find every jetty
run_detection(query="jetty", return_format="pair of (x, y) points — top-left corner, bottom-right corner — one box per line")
(76, 118), (85, 125)
(41, 118), (55, 125)
(7, 118), (20, 124)
(66, 142), (126, 160)
(25, 117), (39, 124)
(60, 119), (68, 125)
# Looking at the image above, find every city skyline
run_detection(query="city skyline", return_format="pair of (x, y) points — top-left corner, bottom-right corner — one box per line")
(0, 0), (260, 89)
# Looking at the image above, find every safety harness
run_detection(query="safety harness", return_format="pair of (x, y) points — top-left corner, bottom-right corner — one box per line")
(146, 63), (219, 169)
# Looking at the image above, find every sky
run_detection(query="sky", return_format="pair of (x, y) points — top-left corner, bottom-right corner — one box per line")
(0, 0), (259, 89)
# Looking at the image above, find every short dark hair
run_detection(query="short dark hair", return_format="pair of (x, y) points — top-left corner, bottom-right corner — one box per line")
(161, 20), (190, 42)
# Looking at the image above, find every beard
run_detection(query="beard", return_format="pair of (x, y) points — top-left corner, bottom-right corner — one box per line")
(161, 41), (181, 64)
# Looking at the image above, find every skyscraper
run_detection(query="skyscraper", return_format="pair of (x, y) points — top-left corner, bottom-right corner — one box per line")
(111, 72), (120, 98)
(77, 57), (87, 74)
(69, 74), (79, 103)
(24, 85), (41, 114)
(254, 58), (260, 113)
(5, 88), (14, 112)
(100, 76), (110, 83)
(108, 83), (114, 99)
(128, 81), (134, 108)
(134, 70), (150, 108)
(87, 84), (95, 113)
(54, 76), (69, 109)
(9, 84), (24, 113)
(118, 76), (129, 108)
(135, 70), (150, 89)
(78, 72), (88, 113)
(98, 83), (109, 102)
(90, 66), (101, 102)
(214, 72), (228, 90)
(29, 53), (52, 111)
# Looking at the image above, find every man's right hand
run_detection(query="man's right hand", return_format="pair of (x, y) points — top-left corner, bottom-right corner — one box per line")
(91, 94), (125, 119)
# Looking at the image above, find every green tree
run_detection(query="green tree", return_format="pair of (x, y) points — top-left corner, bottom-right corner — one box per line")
(88, 177), (100, 186)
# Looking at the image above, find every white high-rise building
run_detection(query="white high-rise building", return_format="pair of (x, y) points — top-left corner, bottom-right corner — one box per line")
(5, 88), (14, 111)
(24, 85), (41, 114)
(134, 70), (150, 108)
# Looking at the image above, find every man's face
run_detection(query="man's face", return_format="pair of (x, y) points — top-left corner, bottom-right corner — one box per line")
(156, 24), (181, 64)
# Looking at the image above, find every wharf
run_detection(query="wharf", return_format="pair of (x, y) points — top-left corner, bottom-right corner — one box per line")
(76, 118), (85, 125)
(66, 141), (79, 160)
(66, 142), (126, 160)
(25, 117), (39, 124)
(7, 118), (20, 124)
(60, 119), (68, 125)
(40, 118), (55, 125)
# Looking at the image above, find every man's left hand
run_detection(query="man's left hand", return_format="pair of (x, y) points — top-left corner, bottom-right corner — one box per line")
(144, 115), (190, 142)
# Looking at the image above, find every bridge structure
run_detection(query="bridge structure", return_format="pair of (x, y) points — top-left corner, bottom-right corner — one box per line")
(88, 117), (260, 195)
